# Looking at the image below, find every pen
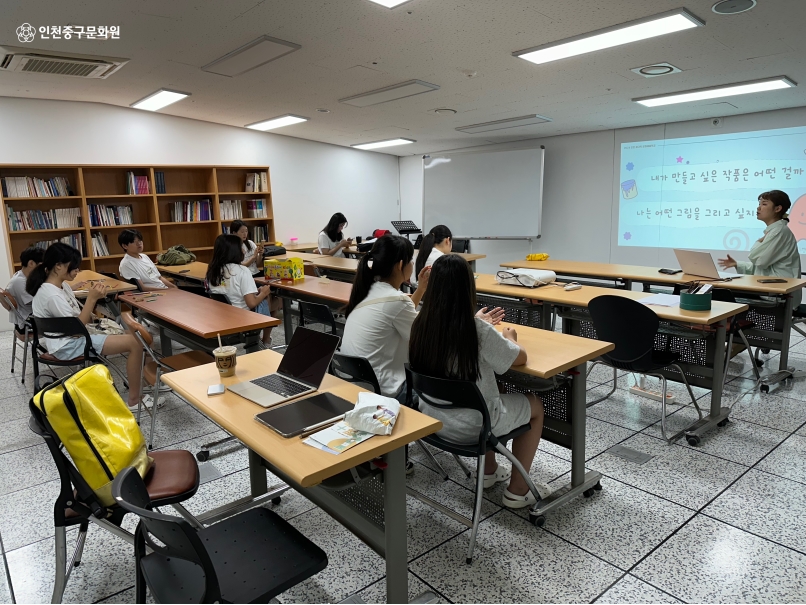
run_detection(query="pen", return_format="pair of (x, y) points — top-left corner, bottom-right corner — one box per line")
(298, 417), (344, 439)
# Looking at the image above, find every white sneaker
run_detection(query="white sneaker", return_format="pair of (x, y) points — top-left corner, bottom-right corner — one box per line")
(128, 394), (165, 412)
(483, 465), (511, 489)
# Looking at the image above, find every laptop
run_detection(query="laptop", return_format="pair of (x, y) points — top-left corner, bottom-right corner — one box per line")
(673, 249), (741, 280)
(227, 327), (340, 408)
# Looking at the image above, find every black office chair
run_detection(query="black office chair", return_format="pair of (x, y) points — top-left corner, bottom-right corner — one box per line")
(99, 271), (119, 280)
(451, 238), (470, 253)
(404, 365), (544, 563)
(112, 466), (328, 604)
(207, 292), (232, 305)
(299, 301), (338, 334)
(711, 288), (761, 386)
(177, 284), (209, 297)
(588, 295), (703, 443)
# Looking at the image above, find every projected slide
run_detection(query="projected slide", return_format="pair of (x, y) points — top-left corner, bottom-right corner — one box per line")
(618, 125), (806, 252)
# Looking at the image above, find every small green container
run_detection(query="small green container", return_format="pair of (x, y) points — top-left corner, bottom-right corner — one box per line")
(680, 291), (712, 311)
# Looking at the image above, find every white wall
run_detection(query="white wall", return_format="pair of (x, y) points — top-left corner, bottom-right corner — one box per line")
(0, 96), (400, 329)
(400, 106), (806, 274)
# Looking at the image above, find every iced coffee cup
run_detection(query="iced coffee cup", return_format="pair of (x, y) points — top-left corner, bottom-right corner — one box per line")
(213, 345), (237, 377)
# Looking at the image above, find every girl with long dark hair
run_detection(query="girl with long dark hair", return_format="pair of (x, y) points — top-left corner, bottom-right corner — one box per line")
(318, 212), (352, 257)
(409, 254), (548, 509)
(27, 243), (151, 412)
(207, 234), (278, 345)
(230, 219), (264, 277)
(414, 224), (452, 281)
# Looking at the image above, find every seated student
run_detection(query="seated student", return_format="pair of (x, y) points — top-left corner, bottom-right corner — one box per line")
(412, 225), (452, 287)
(718, 190), (802, 306)
(318, 212), (352, 257)
(230, 219), (264, 277)
(27, 243), (154, 412)
(5, 246), (44, 329)
(409, 254), (548, 509)
(118, 229), (177, 291)
(206, 234), (278, 346)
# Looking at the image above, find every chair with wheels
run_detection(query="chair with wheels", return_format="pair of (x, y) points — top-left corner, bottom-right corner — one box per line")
(121, 312), (213, 449)
(0, 288), (32, 383)
(112, 466), (328, 604)
(451, 238), (470, 253)
(404, 365), (545, 563)
(299, 301), (338, 335)
(587, 295), (703, 443)
(29, 375), (202, 604)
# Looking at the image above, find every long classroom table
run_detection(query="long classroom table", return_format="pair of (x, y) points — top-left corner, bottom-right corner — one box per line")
(474, 273), (748, 444)
(500, 258), (806, 374)
(70, 270), (138, 316)
(162, 350), (441, 604)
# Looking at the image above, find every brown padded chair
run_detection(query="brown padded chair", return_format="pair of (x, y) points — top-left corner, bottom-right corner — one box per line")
(121, 312), (213, 449)
(0, 287), (32, 382)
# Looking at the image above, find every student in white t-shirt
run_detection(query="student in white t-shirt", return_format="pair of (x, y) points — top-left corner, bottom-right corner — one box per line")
(230, 219), (264, 277)
(317, 212), (352, 257)
(27, 243), (153, 412)
(410, 254), (548, 510)
(206, 234), (279, 346)
(118, 229), (176, 291)
(412, 225), (453, 287)
(4, 246), (44, 329)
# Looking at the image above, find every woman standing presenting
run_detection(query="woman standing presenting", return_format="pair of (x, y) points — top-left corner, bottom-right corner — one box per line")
(718, 190), (802, 306)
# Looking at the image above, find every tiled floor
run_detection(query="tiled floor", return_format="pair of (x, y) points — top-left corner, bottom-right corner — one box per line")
(1, 325), (806, 604)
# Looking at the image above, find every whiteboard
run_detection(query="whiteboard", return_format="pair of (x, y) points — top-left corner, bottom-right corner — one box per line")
(423, 146), (544, 238)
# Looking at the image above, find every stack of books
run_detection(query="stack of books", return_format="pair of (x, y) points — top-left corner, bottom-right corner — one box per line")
(154, 171), (166, 194)
(126, 172), (150, 195)
(245, 199), (268, 218)
(244, 172), (269, 193)
(6, 206), (82, 231)
(1, 176), (72, 197)
(34, 233), (86, 256)
(220, 199), (243, 220)
(91, 233), (110, 257)
(88, 204), (134, 227)
(251, 225), (268, 242)
(169, 199), (212, 222)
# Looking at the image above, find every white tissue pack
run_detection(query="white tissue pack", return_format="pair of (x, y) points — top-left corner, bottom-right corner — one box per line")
(343, 392), (401, 436)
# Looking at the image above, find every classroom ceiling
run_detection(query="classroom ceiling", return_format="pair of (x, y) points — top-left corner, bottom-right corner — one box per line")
(1, 0), (805, 156)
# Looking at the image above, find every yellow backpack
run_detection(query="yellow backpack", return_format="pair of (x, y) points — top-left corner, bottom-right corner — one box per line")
(34, 365), (152, 506)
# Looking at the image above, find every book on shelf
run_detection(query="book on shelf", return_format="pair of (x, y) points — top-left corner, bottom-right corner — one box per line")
(126, 172), (151, 195)
(220, 199), (243, 220)
(250, 225), (268, 243)
(169, 199), (212, 222)
(91, 232), (110, 257)
(6, 206), (82, 231)
(245, 173), (257, 192)
(245, 199), (268, 218)
(259, 172), (268, 192)
(33, 233), (86, 257)
(155, 171), (166, 194)
(1, 176), (72, 198)
(88, 204), (134, 227)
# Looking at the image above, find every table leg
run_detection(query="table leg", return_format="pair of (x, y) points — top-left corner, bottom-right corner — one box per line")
(383, 447), (408, 604)
(159, 327), (173, 357)
(283, 297), (294, 343)
(682, 322), (730, 443)
(249, 449), (268, 496)
(779, 295), (794, 371)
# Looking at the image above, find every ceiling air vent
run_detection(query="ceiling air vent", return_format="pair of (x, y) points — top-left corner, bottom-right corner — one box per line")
(0, 45), (128, 79)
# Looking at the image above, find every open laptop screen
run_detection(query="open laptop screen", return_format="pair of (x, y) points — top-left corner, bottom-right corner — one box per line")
(276, 327), (340, 388)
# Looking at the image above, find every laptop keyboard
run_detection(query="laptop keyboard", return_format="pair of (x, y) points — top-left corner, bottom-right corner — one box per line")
(251, 374), (310, 397)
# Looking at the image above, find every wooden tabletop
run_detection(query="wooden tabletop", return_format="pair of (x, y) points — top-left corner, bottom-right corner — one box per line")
(501, 259), (806, 296)
(69, 270), (137, 298)
(474, 273), (747, 325)
(496, 323), (613, 378)
(118, 288), (278, 338)
(260, 276), (353, 305)
(283, 242), (319, 252)
(161, 350), (442, 487)
(155, 261), (209, 281)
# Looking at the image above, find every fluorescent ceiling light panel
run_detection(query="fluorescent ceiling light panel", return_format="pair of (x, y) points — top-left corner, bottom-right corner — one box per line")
(131, 89), (190, 111)
(340, 80), (439, 107)
(634, 76), (796, 107)
(202, 36), (300, 77)
(514, 9), (704, 65)
(456, 114), (552, 134)
(352, 138), (415, 150)
(246, 114), (309, 131)
(367, 0), (413, 6)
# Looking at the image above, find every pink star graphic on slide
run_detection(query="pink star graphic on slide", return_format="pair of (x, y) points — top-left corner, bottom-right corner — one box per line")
(676, 156), (684, 163)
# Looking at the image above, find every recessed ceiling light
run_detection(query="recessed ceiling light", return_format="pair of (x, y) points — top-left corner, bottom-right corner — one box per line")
(513, 9), (704, 65)
(712, 0), (756, 15)
(352, 138), (416, 150)
(201, 35), (300, 77)
(366, 0), (413, 8)
(316, 108), (330, 113)
(434, 108), (457, 114)
(456, 114), (552, 134)
(633, 76), (796, 107)
(340, 80), (439, 107)
(131, 89), (190, 111)
(631, 62), (681, 78)
(245, 114), (309, 131)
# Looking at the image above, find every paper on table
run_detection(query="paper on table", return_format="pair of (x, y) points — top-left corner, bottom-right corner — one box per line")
(306, 421), (374, 455)
(640, 293), (680, 307)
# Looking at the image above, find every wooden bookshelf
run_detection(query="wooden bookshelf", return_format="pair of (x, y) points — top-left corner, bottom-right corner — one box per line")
(1, 165), (275, 274)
